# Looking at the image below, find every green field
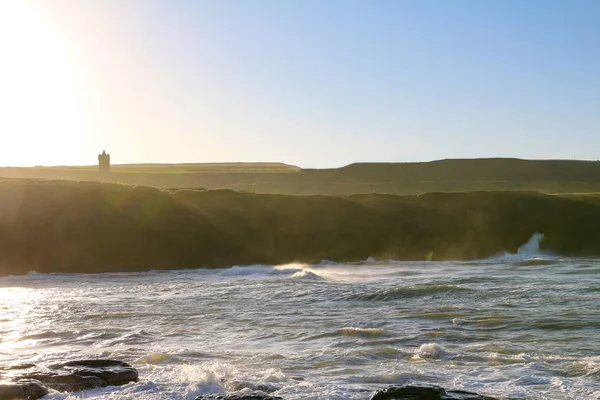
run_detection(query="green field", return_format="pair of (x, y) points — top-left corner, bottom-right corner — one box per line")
(3, 158), (600, 195)
(29, 162), (301, 174)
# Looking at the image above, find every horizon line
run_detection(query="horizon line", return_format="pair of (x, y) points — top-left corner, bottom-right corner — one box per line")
(1, 156), (599, 170)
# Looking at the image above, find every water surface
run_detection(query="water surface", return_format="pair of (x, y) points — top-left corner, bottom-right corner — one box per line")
(1, 255), (599, 399)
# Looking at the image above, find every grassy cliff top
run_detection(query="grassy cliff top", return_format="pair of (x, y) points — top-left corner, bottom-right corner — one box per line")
(19, 162), (301, 174)
(2, 158), (600, 195)
(322, 158), (600, 181)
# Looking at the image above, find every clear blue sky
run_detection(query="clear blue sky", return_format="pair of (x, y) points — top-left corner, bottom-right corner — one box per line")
(1, 0), (599, 167)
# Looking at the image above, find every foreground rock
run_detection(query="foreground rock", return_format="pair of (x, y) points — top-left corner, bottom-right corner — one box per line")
(194, 385), (497, 400)
(195, 393), (283, 400)
(1, 359), (138, 397)
(369, 385), (498, 400)
(0, 382), (48, 400)
(49, 359), (138, 388)
(229, 381), (281, 393)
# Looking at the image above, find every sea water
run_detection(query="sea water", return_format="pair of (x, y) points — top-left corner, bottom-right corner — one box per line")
(1, 245), (599, 399)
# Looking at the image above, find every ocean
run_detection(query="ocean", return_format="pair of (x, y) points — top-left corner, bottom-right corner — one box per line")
(1, 235), (599, 399)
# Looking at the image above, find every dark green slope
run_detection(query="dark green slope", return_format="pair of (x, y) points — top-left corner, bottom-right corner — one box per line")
(1, 180), (600, 275)
(338, 158), (600, 180)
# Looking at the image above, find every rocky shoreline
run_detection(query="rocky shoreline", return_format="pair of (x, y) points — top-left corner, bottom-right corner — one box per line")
(0, 359), (500, 400)
(0, 359), (138, 399)
(194, 386), (499, 400)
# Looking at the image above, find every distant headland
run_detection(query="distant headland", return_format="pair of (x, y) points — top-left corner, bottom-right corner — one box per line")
(1, 156), (600, 195)
(2, 155), (600, 275)
(1, 179), (600, 276)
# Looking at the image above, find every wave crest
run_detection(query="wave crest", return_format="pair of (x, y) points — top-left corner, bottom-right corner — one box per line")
(220, 264), (325, 281)
(413, 343), (447, 359)
(348, 284), (468, 301)
(337, 327), (385, 337)
(133, 352), (172, 364)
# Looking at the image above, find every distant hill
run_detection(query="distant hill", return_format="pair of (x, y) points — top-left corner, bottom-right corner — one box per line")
(111, 162), (300, 174)
(329, 158), (600, 182)
(1, 158), (600, 195)
(18, 162), (300, 174)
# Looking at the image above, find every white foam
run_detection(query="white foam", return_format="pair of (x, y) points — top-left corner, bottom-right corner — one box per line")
(179, 363), (230, 398)
(221, 265), (286, 277)
(134, 352), (172, 364)
(413, 343), (447, 359)
(273, 262), (310, 271)
(220, 263), (323, 280)
(337, 327), (385, 337)
(291, 270), (325, 280)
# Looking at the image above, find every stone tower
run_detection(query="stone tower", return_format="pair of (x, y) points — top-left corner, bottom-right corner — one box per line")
(98, 150), (110, 173)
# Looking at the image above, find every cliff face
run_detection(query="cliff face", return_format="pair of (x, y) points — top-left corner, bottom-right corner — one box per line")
(1, 180), (599, 275)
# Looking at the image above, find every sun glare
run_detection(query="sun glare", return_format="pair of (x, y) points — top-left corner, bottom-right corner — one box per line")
(0, 286), (42, 352)
(0, 286), (37, 303)
(0, 1), (83, 166)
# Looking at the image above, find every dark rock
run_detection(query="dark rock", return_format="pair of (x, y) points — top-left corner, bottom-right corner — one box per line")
(11, 359), (138, 393)
(195, 393), (283, 400)
(48, 359), (138, 386)
(0, 364), (37, 371)
(20, 373), (105, 392)
(229, 380), (280, 393)
(0, 382), (48, 400)
(50, 359), (130, 369)
(369, 385), (498, 400)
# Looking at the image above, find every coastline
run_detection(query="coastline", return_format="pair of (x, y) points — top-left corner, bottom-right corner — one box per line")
(1, 179), (600, 276)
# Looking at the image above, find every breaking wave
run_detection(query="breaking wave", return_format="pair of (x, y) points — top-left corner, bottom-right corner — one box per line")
(477, 232), (560, 266)
(219, 264), (325, 281)
(413, 343), (448, 360)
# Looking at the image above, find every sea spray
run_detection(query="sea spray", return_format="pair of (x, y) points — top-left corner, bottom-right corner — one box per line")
(517, 232), (545, 255)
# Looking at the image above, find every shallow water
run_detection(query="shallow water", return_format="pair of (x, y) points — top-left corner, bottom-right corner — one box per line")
(1, 255), (599, 399)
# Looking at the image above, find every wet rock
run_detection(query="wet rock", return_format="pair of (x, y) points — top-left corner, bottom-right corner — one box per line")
(19, 372), (105, 392)
(229, 380), (281, 393)
(195, 393), (283, 400)
(11, 359), (138, 393)
(369, 385), (498, 400)
(0, 364), (37, 371)
(0, 382), (49, 400)
(48, 359), (138, 387)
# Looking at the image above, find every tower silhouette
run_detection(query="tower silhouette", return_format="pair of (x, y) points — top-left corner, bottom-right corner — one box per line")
(98, 150), (110, 173)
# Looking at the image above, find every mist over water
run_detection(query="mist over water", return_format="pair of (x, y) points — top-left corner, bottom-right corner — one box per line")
(1, 241), (599, 399)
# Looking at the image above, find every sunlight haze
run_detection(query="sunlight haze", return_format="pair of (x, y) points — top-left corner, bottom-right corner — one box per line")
(1, 0), (599, 167)
(2, 4), (600, 398)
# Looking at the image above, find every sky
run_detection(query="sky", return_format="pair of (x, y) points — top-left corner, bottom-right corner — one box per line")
(0, 0), (599, 168)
